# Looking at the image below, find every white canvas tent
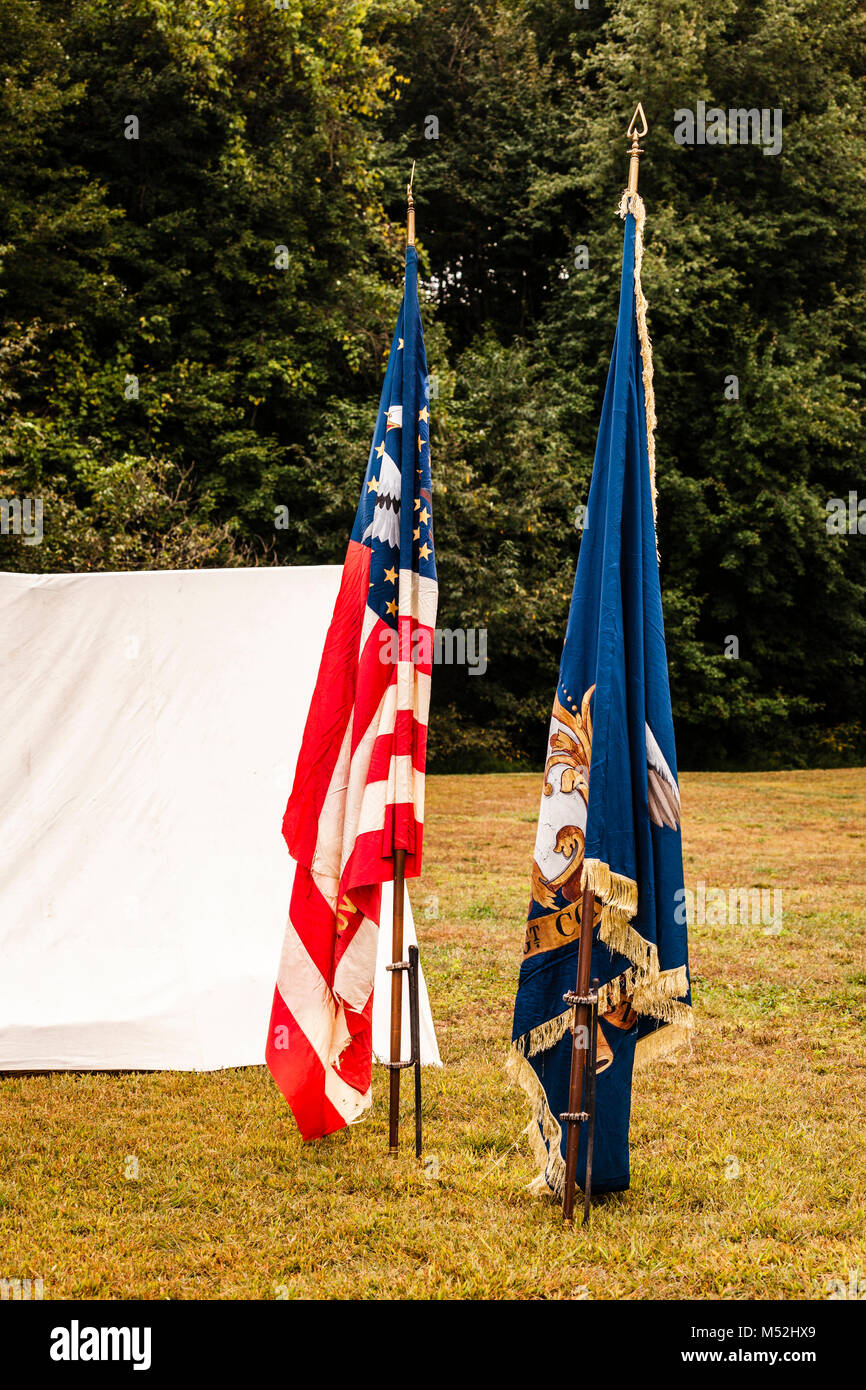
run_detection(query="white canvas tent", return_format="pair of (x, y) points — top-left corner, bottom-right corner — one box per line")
(0, 567), (440, 1073)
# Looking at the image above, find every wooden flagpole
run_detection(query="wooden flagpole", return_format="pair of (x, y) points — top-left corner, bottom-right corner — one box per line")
(387, 165), (418, 1154)
(561, 881), (595, 1223)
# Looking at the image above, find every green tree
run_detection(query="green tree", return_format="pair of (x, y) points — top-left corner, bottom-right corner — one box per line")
(1, 0), (415, 565)
(380, 0), (866, 767)
(2, 0), (864, 769)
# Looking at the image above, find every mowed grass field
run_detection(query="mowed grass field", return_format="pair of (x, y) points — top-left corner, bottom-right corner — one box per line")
(1, 770), (865, 1300)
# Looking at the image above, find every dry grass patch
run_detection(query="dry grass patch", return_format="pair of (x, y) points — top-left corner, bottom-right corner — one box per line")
(1, 770), (864, 1299)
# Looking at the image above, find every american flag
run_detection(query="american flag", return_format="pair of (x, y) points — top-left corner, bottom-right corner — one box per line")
(266, 247), (437, 1141)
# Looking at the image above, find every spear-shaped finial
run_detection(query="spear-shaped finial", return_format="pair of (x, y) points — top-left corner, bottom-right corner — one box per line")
(626, 103), (648, 196)
(407, 160), (416, 247)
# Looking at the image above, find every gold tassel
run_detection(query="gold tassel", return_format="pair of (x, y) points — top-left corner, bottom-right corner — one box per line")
(598, 970), (628, 1014)
(632, 964), (690, 1020)
(598, 902), (656, 973)
(580, 853), (695, 1032)
(582, 857), (638, 914)
(505, 1047), (564, 1198)
(617, 189), (657, 531)
(633, 1015), (694, 1072)
(522, 1011), (572, 1059)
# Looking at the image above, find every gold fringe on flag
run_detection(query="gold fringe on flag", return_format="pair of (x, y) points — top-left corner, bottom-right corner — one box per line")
(633, 1017), (694, 1071)
(505, 1047), (566, 1198)
(618, 189), (657, 529)
(514, 961), (692, 1063)
(581, 853), (692, 1027)
(582, 856), (638, 913)
(507, 964), (692, 1201)
(507, 846), (693, 1188)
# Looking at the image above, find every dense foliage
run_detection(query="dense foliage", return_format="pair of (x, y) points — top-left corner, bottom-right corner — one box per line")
(1, 0), (864, 769)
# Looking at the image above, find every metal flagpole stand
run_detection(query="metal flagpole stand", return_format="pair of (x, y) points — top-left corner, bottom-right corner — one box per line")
(384, 862), (423, 1156)
(385, 166), (423, 1159)
(561, 106), (648, 1225)
(409, 944), (423, 1159)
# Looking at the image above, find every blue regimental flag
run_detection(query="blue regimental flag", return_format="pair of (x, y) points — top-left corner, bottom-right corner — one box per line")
(509, 192), (692, 1197)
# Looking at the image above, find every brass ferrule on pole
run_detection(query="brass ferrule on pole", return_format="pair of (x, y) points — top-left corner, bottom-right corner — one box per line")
(626, 102), (648, 197)
(407, 160), (416, 247)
